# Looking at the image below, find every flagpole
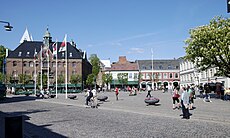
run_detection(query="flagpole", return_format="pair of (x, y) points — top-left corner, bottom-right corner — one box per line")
(34, 49), (37, 95)
(65, 34), (68, 99)
(40, 45), (43, 92)
(55, 40), (58, 98)
(47, 49), (50, 93)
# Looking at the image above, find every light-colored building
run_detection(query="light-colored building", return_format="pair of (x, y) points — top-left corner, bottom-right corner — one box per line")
(137, 59), (180, 90)
(180, 60), (230, 88)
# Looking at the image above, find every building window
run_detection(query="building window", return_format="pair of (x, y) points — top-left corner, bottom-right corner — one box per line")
(26, 52), (30, 56)
(163, 73), (167, 79)
(29, 61), (33, 67)
(134, 73), (138, 79)
(169, 73), (173, 78)
(18, 52), (22, 57)
(62, 53), (65, 57)
(72, 62), (76, 67)
(175, 73), (178, 78)
(23, 61), (27, 67)
(159, 65), (163, 69)
(70, 53), (72, 57)
(158, 73), (162, 79)
(142, 65), (146, 70)
(13, 61), (17, 66)
(43, 61), (47, 67)
(168, 65), (172, 69)
(58, 62), (61, 67)
(129, 73), (132, 79)
(52, 62), (56, 67)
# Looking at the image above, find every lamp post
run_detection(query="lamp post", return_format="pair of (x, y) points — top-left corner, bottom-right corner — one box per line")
(151, 48), (154, 90)
(0, 21), (13, 31)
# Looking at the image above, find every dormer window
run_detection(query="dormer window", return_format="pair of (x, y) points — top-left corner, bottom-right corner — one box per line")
(26, 52), (30, 57)
(18, 52), (22, 57)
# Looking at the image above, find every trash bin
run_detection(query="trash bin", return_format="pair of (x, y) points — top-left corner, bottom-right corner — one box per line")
(5, 116), (23, 138)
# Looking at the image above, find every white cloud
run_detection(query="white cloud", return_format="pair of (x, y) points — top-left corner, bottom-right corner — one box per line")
(127, 48), (144, 54)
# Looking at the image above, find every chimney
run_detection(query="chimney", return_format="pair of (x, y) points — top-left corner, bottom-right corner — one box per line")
(119, 56), (127, 64)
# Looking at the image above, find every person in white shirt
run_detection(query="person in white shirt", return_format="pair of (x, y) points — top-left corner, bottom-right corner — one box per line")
(181, 87), (190, 119)
(146, 85), (152, 98)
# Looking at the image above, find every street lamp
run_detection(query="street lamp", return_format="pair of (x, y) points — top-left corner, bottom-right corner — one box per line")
(0, 21), (13, 31)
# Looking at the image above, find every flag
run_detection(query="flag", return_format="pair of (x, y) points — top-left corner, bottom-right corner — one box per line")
(59, 34), (67, 52)
(52, 42), (57, 56)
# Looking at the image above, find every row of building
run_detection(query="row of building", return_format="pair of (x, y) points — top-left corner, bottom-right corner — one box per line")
(4, 28), (230, 91)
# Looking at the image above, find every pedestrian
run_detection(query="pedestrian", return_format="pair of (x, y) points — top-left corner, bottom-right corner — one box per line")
(115, 87), (119, 100)
(188, 85), (195, 110)
(181, 87), (190, 119)
(198, 85), (204, 99)
(172, 86), (181, 110)
(204, 83), (212, 102)
(86, 88), (93, 106)
(168, 83), (173, 94)
(146, 85), (152, 97)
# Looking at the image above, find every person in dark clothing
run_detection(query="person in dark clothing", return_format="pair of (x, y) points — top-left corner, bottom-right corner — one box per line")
(86, 89), (93, 106)
(204, 83), (211, 102)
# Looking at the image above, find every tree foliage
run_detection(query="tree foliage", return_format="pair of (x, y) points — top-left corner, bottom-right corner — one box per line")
(86, 54), (100, 87)
(117, 73), (128, 88)
(184, 16), (230, 77)
(86, 74), (95, 86)
(89, 54), (100, 77)
(102, 73), (113, 90)
(57, 75), (65, 84)
(0, 45), (6, 73)
(19, 74), (32, 84)
(70, 74), (82, 84)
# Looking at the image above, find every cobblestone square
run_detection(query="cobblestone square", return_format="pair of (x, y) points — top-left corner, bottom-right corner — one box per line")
(1, 90), (230, 138)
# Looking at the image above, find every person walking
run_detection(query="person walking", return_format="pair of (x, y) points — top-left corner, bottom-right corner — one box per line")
(204, 83), (212, 102)
(115, 87), (119, 101)
(181, 87), (190, 119)
(146, 85), (152, 98)
(172, 86), (181, 110)
(85, 88), (93, 106)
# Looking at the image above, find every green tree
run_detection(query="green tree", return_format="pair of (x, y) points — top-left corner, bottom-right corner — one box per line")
(70, 74), (82, 84)
(102, 73), (113, 90)
(0, 45), (6, 74)
(117, 73), (128, 88)
(18, 74), (32, 84)
(0, 72), (4, 83)
(184, 16), (230, 77)
(86, 54), (100, 88)
(57, 75), (65, 84)
(86, 74), (95, 87)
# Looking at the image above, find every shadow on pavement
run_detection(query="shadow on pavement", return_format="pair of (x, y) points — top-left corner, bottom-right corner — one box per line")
(0, 95), (40, 104)
(0, 109), (67, 138)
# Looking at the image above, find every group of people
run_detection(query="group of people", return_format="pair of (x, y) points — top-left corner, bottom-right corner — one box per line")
(171, 85), (196, 119)
(85, 88), (97, 107)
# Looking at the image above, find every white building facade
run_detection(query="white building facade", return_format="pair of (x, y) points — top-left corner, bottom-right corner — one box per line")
(180, 60), (230, 88)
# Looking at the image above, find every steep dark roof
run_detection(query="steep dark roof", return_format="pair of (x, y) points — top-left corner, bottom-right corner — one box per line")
(137, 59), (180, 70)
(7, 41), (85, 59)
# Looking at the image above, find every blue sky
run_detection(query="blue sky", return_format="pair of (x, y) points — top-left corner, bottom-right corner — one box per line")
(0, 0), (228, 62)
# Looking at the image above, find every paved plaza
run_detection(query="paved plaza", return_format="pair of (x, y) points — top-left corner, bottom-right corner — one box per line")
(0, 90), (230, 138)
